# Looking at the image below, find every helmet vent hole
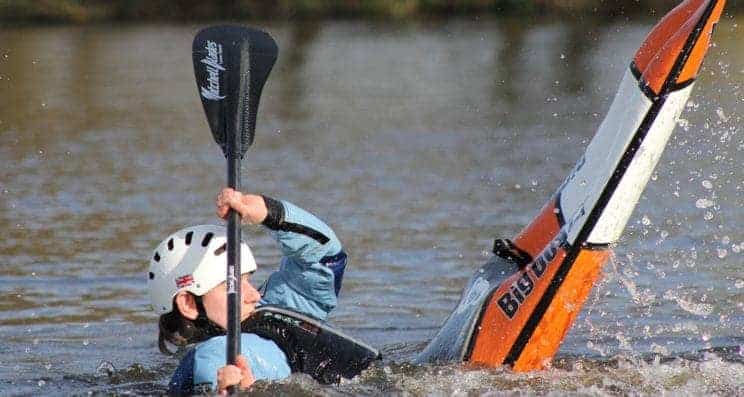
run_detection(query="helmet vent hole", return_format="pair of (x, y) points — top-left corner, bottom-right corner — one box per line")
(185, 231), (193, 245)
(214, 243), (227, 256)
(167, 238), (174, 251)
(201, 233), (214, 247)
(153, 252), (160, 262)
(148, 272), (155, 280)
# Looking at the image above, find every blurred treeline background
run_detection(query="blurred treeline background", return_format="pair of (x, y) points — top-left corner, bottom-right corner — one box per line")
(2, 0), (741, 23)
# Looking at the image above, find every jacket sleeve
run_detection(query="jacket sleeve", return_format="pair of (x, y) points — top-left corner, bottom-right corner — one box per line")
(258, 196), (347, 321)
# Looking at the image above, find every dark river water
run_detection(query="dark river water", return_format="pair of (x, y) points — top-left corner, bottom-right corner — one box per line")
(0, 14), (742, 396)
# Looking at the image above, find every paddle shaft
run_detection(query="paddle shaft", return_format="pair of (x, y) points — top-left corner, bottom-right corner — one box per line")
(193, 25), (278, 394)
(226, 138), (242, 393)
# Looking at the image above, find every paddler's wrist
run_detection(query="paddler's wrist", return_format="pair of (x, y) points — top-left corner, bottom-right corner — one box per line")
(237, 193), (268, 225)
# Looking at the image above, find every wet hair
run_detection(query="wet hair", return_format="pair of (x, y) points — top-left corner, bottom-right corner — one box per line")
(157, 294), (225, 355)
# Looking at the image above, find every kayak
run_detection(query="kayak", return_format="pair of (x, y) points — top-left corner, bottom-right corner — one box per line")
(417, 0), (726, 371)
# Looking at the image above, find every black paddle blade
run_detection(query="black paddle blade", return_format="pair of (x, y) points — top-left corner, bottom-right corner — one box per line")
(192, 25), (278, 158)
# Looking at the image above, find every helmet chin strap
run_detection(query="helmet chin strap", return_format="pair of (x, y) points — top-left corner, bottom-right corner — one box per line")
(191, 295), (226, 341)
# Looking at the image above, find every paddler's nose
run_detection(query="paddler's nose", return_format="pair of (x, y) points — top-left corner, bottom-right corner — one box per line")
(242, 280), (261, 304)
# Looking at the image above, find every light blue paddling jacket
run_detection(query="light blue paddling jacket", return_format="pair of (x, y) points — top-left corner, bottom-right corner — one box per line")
(168, 197), (347, 395)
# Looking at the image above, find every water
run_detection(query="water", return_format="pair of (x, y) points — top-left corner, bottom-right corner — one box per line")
(1, 15), (742, 395)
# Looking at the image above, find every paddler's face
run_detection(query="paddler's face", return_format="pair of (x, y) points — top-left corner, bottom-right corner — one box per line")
(201, 273), (261, 329)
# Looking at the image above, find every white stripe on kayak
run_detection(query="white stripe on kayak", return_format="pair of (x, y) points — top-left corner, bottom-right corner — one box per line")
(558, 69), (653, 245)
(588, 83), (694, 244)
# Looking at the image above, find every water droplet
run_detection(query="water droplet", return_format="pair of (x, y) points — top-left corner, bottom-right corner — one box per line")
(695, 198), (715, 208)
(641, 215), (651, 226)
(704, 211), (714, 221)
(560, 53), (566, 59)
(677, 118), (690, 130)
(651, 343), (669, 356)
(715, 107), (729, 122)
(38, 380), (46, 387)
(83, 339), (89, 346)
(96, 361), (115, 376)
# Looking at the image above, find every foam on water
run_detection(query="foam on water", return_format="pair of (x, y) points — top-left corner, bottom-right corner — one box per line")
(249, 351), (744, 396)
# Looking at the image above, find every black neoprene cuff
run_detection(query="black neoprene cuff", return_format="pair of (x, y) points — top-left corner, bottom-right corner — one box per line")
(261, 195), (285, 230)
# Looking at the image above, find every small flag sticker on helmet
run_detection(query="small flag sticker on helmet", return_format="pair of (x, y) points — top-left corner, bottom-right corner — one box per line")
(176, 274), (194, 288)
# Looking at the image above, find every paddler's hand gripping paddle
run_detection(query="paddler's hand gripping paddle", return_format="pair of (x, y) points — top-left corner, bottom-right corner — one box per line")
(192, 25), (277, 394)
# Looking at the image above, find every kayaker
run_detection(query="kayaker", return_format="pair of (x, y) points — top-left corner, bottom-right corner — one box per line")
(147, 188), (347, 394)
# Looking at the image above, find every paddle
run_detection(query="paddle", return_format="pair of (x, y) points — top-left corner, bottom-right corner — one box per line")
(192, 25), (278, 391)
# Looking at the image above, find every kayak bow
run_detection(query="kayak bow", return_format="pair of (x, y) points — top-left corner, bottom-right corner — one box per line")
(417, 0), (726, 371)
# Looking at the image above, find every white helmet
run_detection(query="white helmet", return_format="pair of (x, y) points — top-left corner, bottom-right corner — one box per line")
(148, 224), (257, 314)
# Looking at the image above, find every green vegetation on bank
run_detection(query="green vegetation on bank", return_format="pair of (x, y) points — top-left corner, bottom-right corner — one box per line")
(1, 0), (729, 23)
